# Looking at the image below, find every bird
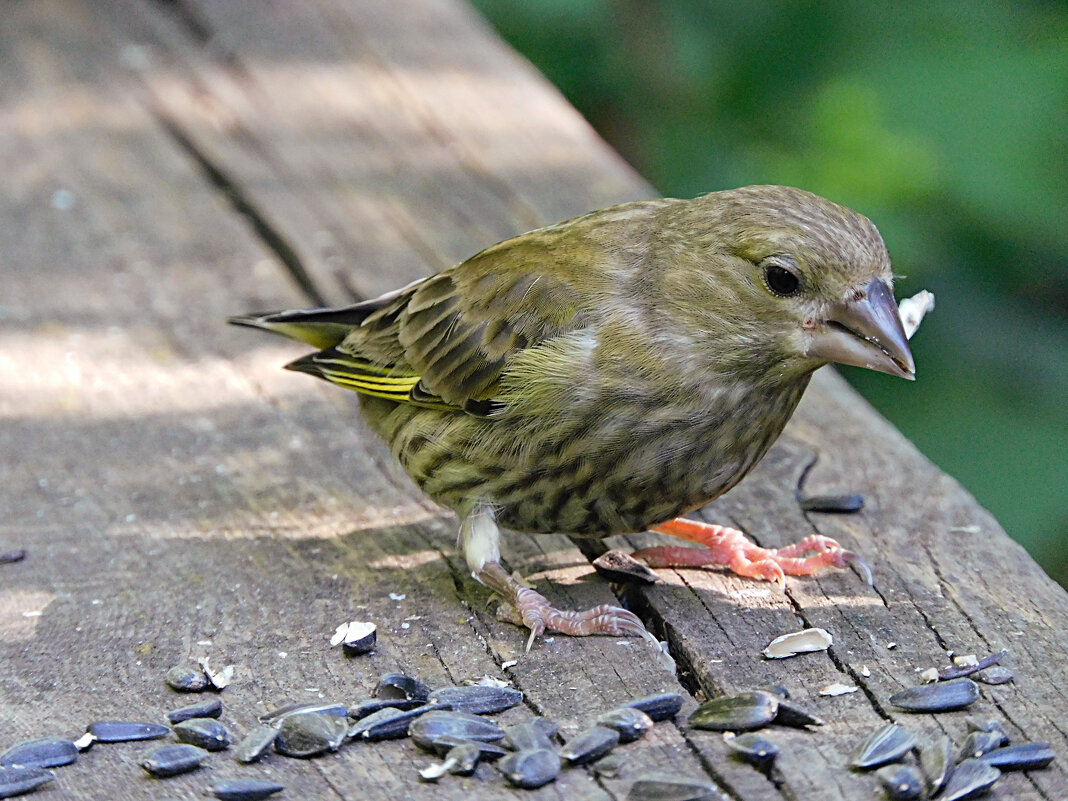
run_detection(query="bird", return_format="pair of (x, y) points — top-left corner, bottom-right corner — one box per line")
(231, 185), (916, 651)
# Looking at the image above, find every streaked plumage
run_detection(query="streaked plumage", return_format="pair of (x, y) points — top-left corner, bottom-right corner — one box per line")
(232, 185), (916, 647)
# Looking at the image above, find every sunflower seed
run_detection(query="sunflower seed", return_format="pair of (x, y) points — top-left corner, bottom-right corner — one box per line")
(689, 691), (779, 732)
(427, 684), (523, 715)
(978, 742), (1055, 771)
(625, 692), (684, 721)
(875, 763), (923, 800)
(174, 718), (231, 752)
(940, 758), (1000, 801)
(919, 735), (954, 796)
(87, 721), (170, 742)
(166, 665), (210, 693)
(375, 672), (431, 702)
(889, 678), (980, 712)
(774, 699), (823, 728)
(561, 726), (620, 765)
(347, 697), (424, 720)
(502, 719), (558, 751)
(211, 778), (285, 801)
(964, 718), (1008, 742)
(763, 628), (832, 659)
(274, 712), (348, 757)
(851, 724), (917, 770)
(233, 726), (279, 763)
(167, 697), (223, 724)
(592, 549), (660, 584)
(0, 738), (77, 769)
(596, 707), (654, 743)
(0, 766), (54, 797)
(498, 748), (560, 789)
(723, 732), (778, 769)
(351, 704), (445, 742)
(625, 773), (721, 800)
(409, 710), (505, 751)
(800, 493), (864, 513)
(139, 744), (208, 777)
(938, 649), (1007, 681)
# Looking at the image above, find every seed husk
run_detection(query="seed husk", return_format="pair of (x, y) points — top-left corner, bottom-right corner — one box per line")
(978, 742), (1055, 771)
(166, 665), (210, 693)
(875, 763), (924, 800)
(940, 758), (1000, 801)
(498, 748), (560, 789)
(958, 731), (1004, 761)
(351, 704), (445, 742)
(592, 549), (660, 584)
(198, 657), (234, 690)
(139, 744), (208, 777)
(689, 691), (778, 732)
(211, 777), (285, 801)
(233, 726), (279, 764)
(561, 726), (620, 765)
(274, 712), (348, 757)
(800, 493), (864, 513)
(446, 741), (483, 775)
(427, 684), (523, 715)
(502, 718), (558, 751)
(938, 649), (1007, 681)
(409, 710), (505, 751)
(762, 628), (833, 659)
(723, 732), (778, 769)
(851, 724), (917, 770)
(889, 678), (980, 712)
(0, 549), (27, 565)
(259, 701), (348, 726)
(375, 672), (431, 702)
(424, 735), (509, 760)
(330, 620), (377, 656)
(174, 718), (231, 752)
(348, 697), (424, 720)
(964, 718), (1008, 744)
(0, 766), (54, 797)
(975, 666), (1014, 685)
(0, 738), (78, 769)
(625, 692), (684, 722)
(596, 707), (654, 743)
(87, 721), (170, 743)
(625, 773), (720, 800)
(919, 735), (954, 796)
(773, 700), (823, 728)
(167, 697), (223, 724)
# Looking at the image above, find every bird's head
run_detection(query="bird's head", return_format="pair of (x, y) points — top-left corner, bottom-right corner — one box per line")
(657, 185), (915, 382)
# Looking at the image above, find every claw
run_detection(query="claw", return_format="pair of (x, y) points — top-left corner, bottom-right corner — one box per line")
(847, 552), (874, 585)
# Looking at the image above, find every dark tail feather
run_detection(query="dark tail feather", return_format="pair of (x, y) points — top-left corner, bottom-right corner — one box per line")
(227, 303), (383, 349)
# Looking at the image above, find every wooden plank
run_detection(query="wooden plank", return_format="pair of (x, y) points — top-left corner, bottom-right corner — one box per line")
(0, 0), (1065, 799)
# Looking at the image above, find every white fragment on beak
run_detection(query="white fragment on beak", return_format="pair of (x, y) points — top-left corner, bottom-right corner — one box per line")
(898, 290), (935, 340)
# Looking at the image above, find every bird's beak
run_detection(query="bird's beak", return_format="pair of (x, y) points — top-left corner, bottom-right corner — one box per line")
(807, 278), (916, 380)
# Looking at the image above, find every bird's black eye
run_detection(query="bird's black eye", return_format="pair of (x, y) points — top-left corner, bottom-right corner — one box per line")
(764, 263), (801, 297)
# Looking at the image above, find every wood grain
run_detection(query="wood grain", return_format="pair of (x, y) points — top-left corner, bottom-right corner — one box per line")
(0, 0), (1064, 799)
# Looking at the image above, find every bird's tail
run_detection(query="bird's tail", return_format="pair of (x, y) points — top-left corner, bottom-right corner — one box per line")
(228, 302), (382, 350)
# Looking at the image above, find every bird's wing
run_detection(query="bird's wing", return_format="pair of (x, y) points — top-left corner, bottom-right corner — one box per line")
(284, 234), (593, 413)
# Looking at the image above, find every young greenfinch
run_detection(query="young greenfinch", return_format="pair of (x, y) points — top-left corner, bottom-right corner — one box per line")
(232, 185), (917, 650)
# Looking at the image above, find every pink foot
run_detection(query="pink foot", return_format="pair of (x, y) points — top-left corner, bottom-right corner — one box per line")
(478, 563), (659, 651)
(635, 518), (871, 585)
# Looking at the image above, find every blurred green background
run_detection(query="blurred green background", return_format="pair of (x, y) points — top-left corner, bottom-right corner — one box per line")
(471, 0), (1067, 585)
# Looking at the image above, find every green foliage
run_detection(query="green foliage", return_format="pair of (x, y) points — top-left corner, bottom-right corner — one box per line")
(472, 0), (1068, 585)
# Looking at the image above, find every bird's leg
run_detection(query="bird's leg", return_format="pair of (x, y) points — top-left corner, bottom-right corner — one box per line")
(460, 504), (656, 651)
(634, 517), (871, 585)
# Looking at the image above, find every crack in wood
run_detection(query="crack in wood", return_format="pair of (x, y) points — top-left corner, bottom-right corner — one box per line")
(149, 107), (329, 306)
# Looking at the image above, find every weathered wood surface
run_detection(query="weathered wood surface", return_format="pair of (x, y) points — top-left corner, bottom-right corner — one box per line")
(0, 1), (1065, 799)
